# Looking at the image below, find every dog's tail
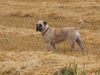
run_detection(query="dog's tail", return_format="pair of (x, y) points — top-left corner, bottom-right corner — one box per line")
(75, 19), (85, 30)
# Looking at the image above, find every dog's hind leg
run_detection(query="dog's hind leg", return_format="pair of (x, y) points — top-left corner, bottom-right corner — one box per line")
(70, 40), (76, 50)
(76, 37), (84, 50)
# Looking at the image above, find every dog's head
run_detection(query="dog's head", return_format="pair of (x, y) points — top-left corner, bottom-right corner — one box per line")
(36, 20), (48, 32)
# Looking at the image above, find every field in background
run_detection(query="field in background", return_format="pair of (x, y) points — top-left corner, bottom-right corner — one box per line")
(0, 0), (100, 75)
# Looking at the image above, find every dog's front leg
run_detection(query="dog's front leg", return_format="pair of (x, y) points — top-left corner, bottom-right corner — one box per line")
(45, 42), (56, 51)
(44, 42), (52, 51)
(51, 42), (57, 50)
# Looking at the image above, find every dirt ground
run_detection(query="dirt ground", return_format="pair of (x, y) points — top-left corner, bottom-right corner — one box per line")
(0, 0), (100, 75)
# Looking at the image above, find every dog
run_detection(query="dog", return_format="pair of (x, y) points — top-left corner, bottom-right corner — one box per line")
(36, 20), (84, 50)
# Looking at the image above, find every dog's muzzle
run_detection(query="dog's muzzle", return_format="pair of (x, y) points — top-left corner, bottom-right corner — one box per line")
(36, 26), (43, 32)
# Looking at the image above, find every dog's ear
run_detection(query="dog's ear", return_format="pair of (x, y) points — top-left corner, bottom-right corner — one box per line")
(43, 21), (47, 25)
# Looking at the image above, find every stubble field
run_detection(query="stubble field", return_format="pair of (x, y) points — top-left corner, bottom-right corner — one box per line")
(0, 0), (100, 75)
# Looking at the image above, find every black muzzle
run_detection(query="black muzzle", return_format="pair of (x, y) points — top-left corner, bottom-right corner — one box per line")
(36, 26), (42, 32)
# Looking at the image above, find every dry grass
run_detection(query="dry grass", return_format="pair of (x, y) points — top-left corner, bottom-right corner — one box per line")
(0, 0), (100, 75)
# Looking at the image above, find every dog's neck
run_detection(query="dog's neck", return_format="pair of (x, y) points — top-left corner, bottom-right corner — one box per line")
(42, 26), (50, 36)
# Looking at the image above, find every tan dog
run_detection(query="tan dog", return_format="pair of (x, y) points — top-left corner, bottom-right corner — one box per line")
(36, 20), (84, 50)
